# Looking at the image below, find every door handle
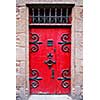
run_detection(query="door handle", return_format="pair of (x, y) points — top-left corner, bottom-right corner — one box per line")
(54, 48), (56, 52)
(51, 69), (55, 79)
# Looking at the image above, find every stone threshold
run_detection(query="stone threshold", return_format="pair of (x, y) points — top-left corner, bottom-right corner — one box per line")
(28, 95), (72, 100)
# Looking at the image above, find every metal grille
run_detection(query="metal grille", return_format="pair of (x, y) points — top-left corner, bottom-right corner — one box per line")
(29, 7), (72, 24)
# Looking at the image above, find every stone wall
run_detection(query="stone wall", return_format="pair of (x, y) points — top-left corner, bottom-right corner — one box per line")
(73, 6), (83, 100)
(16, 0), (83, 100)
(16, 5), (27, 100)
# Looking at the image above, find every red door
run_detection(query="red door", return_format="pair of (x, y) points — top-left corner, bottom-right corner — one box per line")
(29, 27), (71, 94)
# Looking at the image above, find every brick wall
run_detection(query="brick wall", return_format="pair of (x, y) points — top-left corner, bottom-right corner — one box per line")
(16, 0), (83, 100)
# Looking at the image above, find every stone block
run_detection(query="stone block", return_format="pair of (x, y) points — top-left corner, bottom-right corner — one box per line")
(26, 0), (75, 3)
(16, 61), (25, 76)
(16, 76), (25, 86)
(75, 32), (83, 59)
(75, 59), (83, 73)
(16, 0), (26, 6)
(74, 7), (83, 32)
(75, 73), (83, 86)
(16, 7), (26, 33)
(16, 0), (82, 6)
(75, 47), (83, 59)
(16, 47), (25, 60)
(16, 33), (26, 47)
(75, 0), (83, 6)
(29, 95), (72, 100)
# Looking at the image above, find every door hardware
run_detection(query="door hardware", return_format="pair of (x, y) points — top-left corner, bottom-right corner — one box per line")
(58, 34), (71, 52)
(44, 53), (56, 69)
(29, 69), (42, 88)
(51, 69), (55, 79)
(54, 48), (56, 52)
(57, 69), (71, 88)
(29, 34), (43, 52)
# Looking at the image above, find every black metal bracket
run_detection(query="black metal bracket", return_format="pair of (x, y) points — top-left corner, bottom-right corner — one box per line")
(58, 69), (71, 88)
(29, 69), (42, 88)
(58, 34), (71, 52)
(29, 34), (43, 52)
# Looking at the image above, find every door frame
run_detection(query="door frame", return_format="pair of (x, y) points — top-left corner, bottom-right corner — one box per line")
(25, 3), (75, 98)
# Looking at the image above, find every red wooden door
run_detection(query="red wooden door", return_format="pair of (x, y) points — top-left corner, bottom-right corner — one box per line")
(29, 27), (71, 94)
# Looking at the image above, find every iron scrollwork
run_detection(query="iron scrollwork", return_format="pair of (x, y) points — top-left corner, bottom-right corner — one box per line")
(44, 53), (56, 69)
(29, 34), (43, 52)
(58, 34), (71, 52)
(29, 70), (42, 88)
(58, 70), (71, 88)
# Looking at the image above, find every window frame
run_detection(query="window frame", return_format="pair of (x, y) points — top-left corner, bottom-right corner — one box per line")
(28, 4), (74, 26)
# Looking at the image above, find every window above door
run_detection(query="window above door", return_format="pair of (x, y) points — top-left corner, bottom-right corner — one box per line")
(28, 4), (74, 26)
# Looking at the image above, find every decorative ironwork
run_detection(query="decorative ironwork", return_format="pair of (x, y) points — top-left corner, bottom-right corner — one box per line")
(29, 34), (43, 52)
(58, 34), (71, 52)
(44, 53), (56, 69)
(29, 7), (72, 24)
(29, 70), (42, 88)
(58, 69), (71, 88)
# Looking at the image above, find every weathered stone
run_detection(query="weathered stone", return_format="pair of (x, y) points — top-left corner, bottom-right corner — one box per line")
(26, 0), (75, 3)
(16, 61), (25, 75)
(16, 47), (25, 60)
(75, 0), (83, 6)
(75, 32), (83, 59)
(75, 32), (83, 47)
(75, 73), (83, 86)
(75, 49), (83, 59)
(16, 0), (83, 6)
(16, 0), (26, 6)
(16, 33), (26, 47)
(29, 95), (72, 100)
(16, 76), (25, 86)
(16, 87), (26, 100)
(74, 7), (83, 32)
(75, 62), (83, 74)
(16, 0), (83, 100)
(16, 7), (26, 33)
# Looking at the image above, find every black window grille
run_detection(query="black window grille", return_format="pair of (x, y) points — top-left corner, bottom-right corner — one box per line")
(29, 6), (72, 24)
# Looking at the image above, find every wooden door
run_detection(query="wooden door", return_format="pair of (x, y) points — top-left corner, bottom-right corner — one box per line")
(29, 27), (71, 94)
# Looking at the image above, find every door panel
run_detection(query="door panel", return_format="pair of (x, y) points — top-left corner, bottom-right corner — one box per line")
(29, 27), (71, 94)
